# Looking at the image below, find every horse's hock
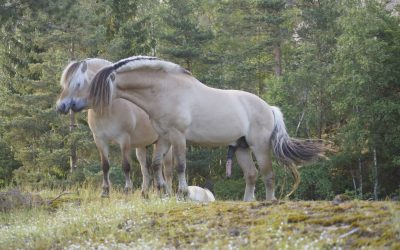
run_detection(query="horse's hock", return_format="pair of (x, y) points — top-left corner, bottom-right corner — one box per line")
(0, 189), (44, 212)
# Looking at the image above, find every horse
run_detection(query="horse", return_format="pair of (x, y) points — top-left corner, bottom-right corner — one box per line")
(187, 186), (215, 202)
(86, 56), (325, 201)
(56, 58), (173, 197)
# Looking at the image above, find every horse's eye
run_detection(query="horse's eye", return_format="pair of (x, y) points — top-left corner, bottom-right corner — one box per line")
(76, 83), (81, 88)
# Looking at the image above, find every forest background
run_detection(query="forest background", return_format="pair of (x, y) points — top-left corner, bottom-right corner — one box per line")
(0, 0), (399, 201)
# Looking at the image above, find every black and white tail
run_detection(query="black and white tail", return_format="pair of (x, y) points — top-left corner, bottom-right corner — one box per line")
(270, 106), (325, 196)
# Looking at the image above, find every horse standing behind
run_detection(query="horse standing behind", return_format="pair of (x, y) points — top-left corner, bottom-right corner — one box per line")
(56, 58), (173, 197)
(87, 56), (325, 201)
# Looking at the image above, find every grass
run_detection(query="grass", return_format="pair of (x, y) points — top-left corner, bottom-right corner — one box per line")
(0, 187), (399, 249)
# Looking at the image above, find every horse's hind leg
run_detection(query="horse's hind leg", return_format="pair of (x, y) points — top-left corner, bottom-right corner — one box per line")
(136, 147), (151, 197)
(163, 147), (174, 194)
(94, 137), (111, 197)
(235, 147), (258, 201)
(121, 142), (133, 194)
(253, 145), (276, 201)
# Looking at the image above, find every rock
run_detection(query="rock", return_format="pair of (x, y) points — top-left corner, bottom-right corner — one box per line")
(0, 188), (44, 212)
(332, 194), (352, 205)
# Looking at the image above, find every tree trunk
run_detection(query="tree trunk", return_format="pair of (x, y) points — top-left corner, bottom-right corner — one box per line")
(358, 156), (363, 198)
(295, 109), (305, 137)
(273, 43), (282, 77)
(372, 148), (378, 200)
(186, 59), (192, 73)
(69, 110), (77, 173)
(350, 168), (357, 195)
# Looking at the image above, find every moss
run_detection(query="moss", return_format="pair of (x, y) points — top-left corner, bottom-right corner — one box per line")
(287, 213), (309, 223)
(1, 189), (399, 249)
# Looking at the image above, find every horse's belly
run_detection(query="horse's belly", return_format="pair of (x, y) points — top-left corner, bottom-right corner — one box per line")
(185, 125), (244, 146)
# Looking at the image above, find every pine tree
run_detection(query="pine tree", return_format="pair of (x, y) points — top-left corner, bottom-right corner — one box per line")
(0, 0), (99, 187)
(98, 0), (155, 59)
(158, 0), (213, 73)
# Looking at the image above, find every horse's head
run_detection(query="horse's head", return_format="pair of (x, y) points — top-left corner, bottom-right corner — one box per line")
(56, 58), (112, 114)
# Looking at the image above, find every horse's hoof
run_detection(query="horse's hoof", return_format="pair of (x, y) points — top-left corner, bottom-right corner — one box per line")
(101, 192), (110, 198)
(157, 183), (164, 191)
(177, 187), (189, 199)
(141, 190), (149, 199)
(123, 187), (132, 195)
(159, 192), (171, 202)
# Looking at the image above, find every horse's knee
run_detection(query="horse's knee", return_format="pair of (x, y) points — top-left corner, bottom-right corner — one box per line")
(177, 163), (185, 174)
(151, 157), (162, 170)
(122, 159), (131, 173)
(101, 158), (110, 173)
(245, 170), (258, 184)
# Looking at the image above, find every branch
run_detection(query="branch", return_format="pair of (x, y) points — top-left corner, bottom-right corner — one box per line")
(47, 192), (76, 206)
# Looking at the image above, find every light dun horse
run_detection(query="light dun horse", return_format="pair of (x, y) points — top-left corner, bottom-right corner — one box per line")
(56, 58), (173, 197)
(88, 56), (324, 201)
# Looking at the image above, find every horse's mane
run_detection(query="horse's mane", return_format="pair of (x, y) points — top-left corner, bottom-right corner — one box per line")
(89, 65), (114, 114)
(88, 56), (190, 114)
(114, 56), (191, 75)
(60, 61), (81, 87)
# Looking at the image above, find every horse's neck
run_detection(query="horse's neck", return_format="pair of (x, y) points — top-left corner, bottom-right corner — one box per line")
(116, 70), (194, 117)
(116, 87), (152, 116)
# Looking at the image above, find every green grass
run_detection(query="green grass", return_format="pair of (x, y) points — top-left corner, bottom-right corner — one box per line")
(1, 187), (399, 249)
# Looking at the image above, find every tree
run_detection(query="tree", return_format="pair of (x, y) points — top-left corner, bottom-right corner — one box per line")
(0, 0), (96, 187)
(158, 0), (213, 73)
(333, 0), (400, 199)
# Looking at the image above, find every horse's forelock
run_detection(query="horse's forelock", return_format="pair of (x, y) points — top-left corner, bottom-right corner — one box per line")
(61, 61), (81, 87)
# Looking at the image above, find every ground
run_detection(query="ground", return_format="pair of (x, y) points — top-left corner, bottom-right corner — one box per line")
(0, 188), (399, 249)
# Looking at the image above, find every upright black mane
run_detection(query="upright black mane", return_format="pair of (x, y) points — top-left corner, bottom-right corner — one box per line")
(112, 56), (158, 71)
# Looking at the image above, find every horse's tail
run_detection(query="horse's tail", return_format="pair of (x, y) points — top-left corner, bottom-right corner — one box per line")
(270, 106), (324, 197)
(88, 65), (115, 114)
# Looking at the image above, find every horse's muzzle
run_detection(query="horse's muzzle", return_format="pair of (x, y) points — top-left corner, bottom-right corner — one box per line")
(70, 99), (87, 112)
(56, 102), (69, 114)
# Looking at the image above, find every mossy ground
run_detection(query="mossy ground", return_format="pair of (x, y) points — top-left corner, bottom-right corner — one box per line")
(0, 187), (399, 249)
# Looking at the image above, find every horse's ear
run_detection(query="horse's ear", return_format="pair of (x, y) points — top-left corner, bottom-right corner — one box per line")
(110, 73), (115, 81)
(81, 61), (87, 73)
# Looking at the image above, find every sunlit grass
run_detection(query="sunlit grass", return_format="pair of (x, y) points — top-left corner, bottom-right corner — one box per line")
(1, 186), (399, 249)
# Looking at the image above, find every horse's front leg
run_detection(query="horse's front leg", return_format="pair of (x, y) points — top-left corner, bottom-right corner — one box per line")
(100, 153), (111, 197)
(136, 147), (151, 198)
(169, 130), (188, 197)
(163, 147), (174, 192)
(121, 142), (133, 194)
(94, 137), (111, 197)
(151, 138), (172, 196)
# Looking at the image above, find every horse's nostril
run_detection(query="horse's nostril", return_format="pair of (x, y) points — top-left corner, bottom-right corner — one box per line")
(56, 103), (65, 113)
